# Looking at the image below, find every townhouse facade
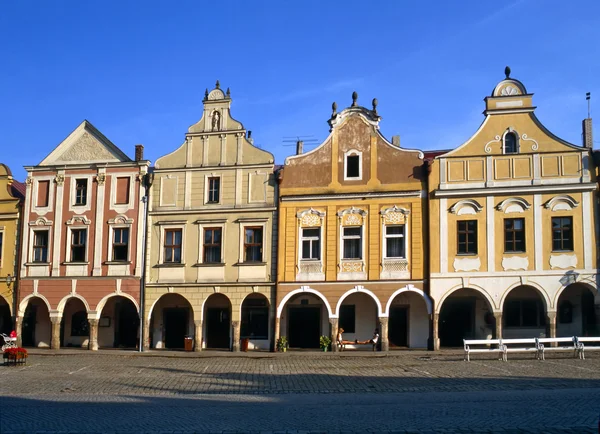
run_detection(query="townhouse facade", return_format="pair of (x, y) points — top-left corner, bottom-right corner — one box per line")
(16, 121), (150, 349)
(0, 164), (24, 335)
(428, 68), (599, 349)
(276, 93), (431, 351)
(146, 82), (277, 351)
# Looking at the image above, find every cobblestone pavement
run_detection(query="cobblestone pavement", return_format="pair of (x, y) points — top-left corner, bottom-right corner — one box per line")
(1, 351), (599, 433)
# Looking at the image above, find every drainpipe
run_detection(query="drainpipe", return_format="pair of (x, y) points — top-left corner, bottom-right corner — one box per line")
(138, 178), (150, 352)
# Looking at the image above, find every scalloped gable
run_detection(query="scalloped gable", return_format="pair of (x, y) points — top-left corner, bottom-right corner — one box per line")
(38, 120), (131, 166)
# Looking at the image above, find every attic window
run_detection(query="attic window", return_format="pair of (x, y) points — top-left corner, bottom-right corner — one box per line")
(504, 132), (518, 154)
(344, 150), (362, 180)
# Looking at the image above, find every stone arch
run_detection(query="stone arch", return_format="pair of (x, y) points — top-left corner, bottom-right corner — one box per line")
(18, 293), (52, 317)
(553, 281), (598, 309)
(385, 285), (433, 316)
(148, 292), (195, 350)
(147, 292), (195, 322)
(94, 293), (140, 321)
(437, 284), (497, 314)
(238, 291), (270, 316)
(56, 294), (90, 316)
(500, 282), (551, 313)
(276, 287), (333, 319)
(203, 293), (232, 350)
(336, 286), (383, 318)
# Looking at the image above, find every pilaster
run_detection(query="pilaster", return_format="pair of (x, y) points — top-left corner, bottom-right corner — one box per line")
(232, 320), (240, 352)
(52, 172), (65, 276)
(50, 317), (61, 349)
(494, 312), (502, 340)
(379, 317), (389, 352)
(433, 313), (440, 351)
(88, 318), (99, 351)
(194, 320), (202, 352)
(93, 170), (106, 276)
(329, 318), (338, 352)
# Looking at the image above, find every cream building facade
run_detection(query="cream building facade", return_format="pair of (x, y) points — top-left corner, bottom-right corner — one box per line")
(428, 68), (599, 349)
(146, 82), (277, 351)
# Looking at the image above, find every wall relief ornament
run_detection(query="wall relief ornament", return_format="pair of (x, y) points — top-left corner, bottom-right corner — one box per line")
(381, 205), (410, 225)
(56, 132), (117, 163)
(484, 135), (501, 153)
(54, 174), (65, 186)
(297, 208), (325, 228)
(95, 173), (106, 185)
(337, 207), (367, 226)
(25, 177), (33, 186)
(520, 133), (539, 151)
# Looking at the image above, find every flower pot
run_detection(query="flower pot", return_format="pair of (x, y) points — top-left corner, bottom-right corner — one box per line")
(322, 347), (328, 352)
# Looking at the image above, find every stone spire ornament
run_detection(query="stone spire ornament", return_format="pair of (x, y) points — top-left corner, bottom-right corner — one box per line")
(204, 88), (209, 99)
(505, 66), (511, 79)
(216, 80), (220, 89)
(372, 98), (378, 114)
(226, 87), (231, 97)
(351, 91), (358, 107)
(332, 102), (337, 116)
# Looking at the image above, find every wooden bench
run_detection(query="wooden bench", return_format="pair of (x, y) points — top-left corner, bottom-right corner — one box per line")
(463, 339), (504, 362)
(575, 337), (600, 360)
(338, 340), (377, 352)
(536, 337), (578, 361)
(501, 338), (539, 361)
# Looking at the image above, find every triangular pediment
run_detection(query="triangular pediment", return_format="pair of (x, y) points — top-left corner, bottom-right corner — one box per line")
(39, 120), (132, 166)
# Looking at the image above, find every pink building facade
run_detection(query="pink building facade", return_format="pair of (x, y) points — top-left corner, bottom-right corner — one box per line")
(17, 121), (150, 350)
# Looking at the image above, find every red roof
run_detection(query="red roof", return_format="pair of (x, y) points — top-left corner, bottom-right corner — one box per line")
(423, 149), (450, 161)
(9, 180), (25, 201)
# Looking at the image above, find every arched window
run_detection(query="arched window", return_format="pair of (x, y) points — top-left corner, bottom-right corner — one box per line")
(504, 132), (518, 154)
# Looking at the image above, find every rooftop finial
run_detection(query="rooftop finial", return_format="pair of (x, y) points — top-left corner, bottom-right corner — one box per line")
(351, 91), (358, 107)
(204, 88), (209, 99)
(505, 66), (511, 79)
(332, 101), (337, 116)
(372, 98), (378, 114)
(216, 80), (220, 89)
(226, 87), (231, 97)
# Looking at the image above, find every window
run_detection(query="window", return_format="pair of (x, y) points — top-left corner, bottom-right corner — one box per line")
(457, 220), (477, 255)
(241, 298), (269, 339)
(346, 154), (360, 179)
(207, 177), (220, 203)
(115, 177), (130, 204)
(33, 231), (49, 262)
(385, 225), (406, 258)
(244, 227), (263, 262)
(0, 231), (3, 263)
(75, 179), (87, 205)
(505, 299), (546, 328)
(342, 227), (362, 259)
(339, 305), (356, 333)
(301, 228), (320, 260)
(203, 228), (222, 263)
(552, 217), (573, 251)
(504, 132), (518, 154)
(70, 229), (87, 262)
(37, 180), (50, 207)
(70, 311), (89, 336)
(504, 218), (525, 253)
(164, 229), (182, 263)
(112, 228), (129, 261)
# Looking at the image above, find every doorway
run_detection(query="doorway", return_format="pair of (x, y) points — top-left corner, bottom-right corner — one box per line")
(115, 301), (139, 348)
(389, 306), (408, 347)
(439, 298), (475, 347)
(205, 308), (230, 349)
(22, 305), (37, 347)
(164, 308), (187, 349)
(288, 307), (320, 348)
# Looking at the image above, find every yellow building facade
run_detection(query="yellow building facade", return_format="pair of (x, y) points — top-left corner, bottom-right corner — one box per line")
(276, 94), (431, 351)
(428, 69), (599, 349)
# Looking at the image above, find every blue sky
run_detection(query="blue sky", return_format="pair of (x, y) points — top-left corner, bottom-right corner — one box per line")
(1, 1), (598, 180)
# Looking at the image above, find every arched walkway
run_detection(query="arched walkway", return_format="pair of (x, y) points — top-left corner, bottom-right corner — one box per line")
(20, 296), (52, 348)
(60, 298), (89, 348)
(280, 291), (329, 349)
(556, 283), (598, 337)
(336, 292), (378, 347)
(240, 293), (270, 350)
(203, 293), (232, 350)
(0, 295), (12, 334)
(502, 285), (547, 339)
(149, 293), (194, 350)
(439, 287), (496, 347)
(386, 290), (429, 348)
(97, 295), (139, 349)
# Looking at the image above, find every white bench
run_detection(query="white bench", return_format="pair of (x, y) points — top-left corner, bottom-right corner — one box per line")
(463, 339), (504, 362)
(575, 337), (600, 360)
(536, 337), (578, 361)
(501, 338), (539, 361)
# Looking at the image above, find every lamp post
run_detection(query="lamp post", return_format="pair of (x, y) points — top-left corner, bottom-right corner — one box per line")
(5, 274), (13, 292)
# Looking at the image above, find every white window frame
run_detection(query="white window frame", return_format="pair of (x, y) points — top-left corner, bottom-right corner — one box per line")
(27, 218), (53, 264)
(341, 226), (363, 259)
(300, 227), (322, 260)
(196, 220), (226, 265)
(343, 149), (363, 181)
(69, 175), (93, 214)
(502, 129), (520, 155)
(110, 173), (135, 213)
(383, 224), (407, 259)
(158, 223), (186, 265)
(204, 173), (222, 205)
(31, 176), (55, 215)
(66, 226), (89, 263)
(107, 216), (134, 263)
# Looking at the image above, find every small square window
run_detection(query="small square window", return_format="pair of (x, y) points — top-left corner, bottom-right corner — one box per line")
(346, 154), (360, 179)
(75, 179), (87, 205)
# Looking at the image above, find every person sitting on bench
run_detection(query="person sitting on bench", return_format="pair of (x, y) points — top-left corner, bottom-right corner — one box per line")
(356, 328), (380, 347)
(337, 328), (355, 350)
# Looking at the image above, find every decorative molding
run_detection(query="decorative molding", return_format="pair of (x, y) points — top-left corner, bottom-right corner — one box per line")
(65, 215), (91, 225)
(380, 205), (410, 225)
(96, 173), (106, 185)
(549, 254), (577, 270)
(54, 174), (65, 186)
(496, 197), (531, 213)
(502, 256), (529, 271)
(453, 257), (481, 272)
(544, 195), (580, 211)
(484, 135), (501, 153)
(338, 206), (367, 226)
(521, 133), (539, 151)
(107, 214), (134, 225)
(449, 199), (483, 215)
(297, 208), (325, 227)
(29, 217), (53, 227)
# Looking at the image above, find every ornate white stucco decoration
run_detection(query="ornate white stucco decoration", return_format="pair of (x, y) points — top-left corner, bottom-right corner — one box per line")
(496, 197), (531, 214)
(520, 133), (539, 151)
(544, 195), (580, 211)
(56, 132), (119, 163)
(297, 208), (325, 227)
(66, 215), (92, 225)
(550, 254), (577, 270)
(381, 205), (410, 225)
(207, 89), (225, 100)
(484, 135), (501, 153)
(502, 256), (529, 271)
(29, 217), (52, 227)
(449, 199), (483, 215)
(500, 85), (520, 96)
(108, 214), (134, 225)
(453, 257), (481, 272)
(338, 207), (367, 226)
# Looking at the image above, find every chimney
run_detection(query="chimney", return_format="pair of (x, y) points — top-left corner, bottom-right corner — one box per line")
(392, 135), (400, 147)
(583, 92), (593, 149)
(247, 130), (254, 145)
(296, 140), (303, 155)
(135, 144), (144, 161)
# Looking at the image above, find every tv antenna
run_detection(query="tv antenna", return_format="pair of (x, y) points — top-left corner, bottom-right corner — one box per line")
(586, 92), (591, 118)
(282, 135), (320, 154)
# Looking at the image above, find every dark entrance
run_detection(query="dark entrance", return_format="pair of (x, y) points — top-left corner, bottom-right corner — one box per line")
(114, 301), (139, 348)
(439, 297), (475, 347)
(22, 304), (37, 347)
(206, 308), (230, 349)
(164, 308), (187, 349)
(389, 306), (408, 347)
(0, 299), (12, 335)
(288, 307), (320, 348)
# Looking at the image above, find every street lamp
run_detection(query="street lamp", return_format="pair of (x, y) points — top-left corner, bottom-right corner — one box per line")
(5, 274), (14, 292)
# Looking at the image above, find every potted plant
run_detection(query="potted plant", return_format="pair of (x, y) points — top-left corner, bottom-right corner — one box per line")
(320, 335), (331, 352)
(276, 336), (288, 352)
(3, 347), (28, 366)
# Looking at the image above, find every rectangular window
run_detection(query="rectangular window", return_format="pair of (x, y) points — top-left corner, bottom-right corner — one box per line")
(70, 229), (87, 262)
(385, 225), (405, 258)
(552, 217), (573, 251)
(339, 304), (356, 333)
(346, 155), (360, 178)
(115, 177), (130, 204)
(75, 179), (87, 205)
(37, 180), (50, 207)
(112, 228), (129, 261)
(207, 177), (220, 203)
(504, 218), (525, 253)
(301, 228), (320, 260)
(343, 227), (362, 259)
(505, 299), (546, 328)
(203, 228), (222, 263)
(33, 231), (49, 263)
(244, 227), (263, 262)
(457, 220), (477, 255)
(164, 229), (182, 263)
